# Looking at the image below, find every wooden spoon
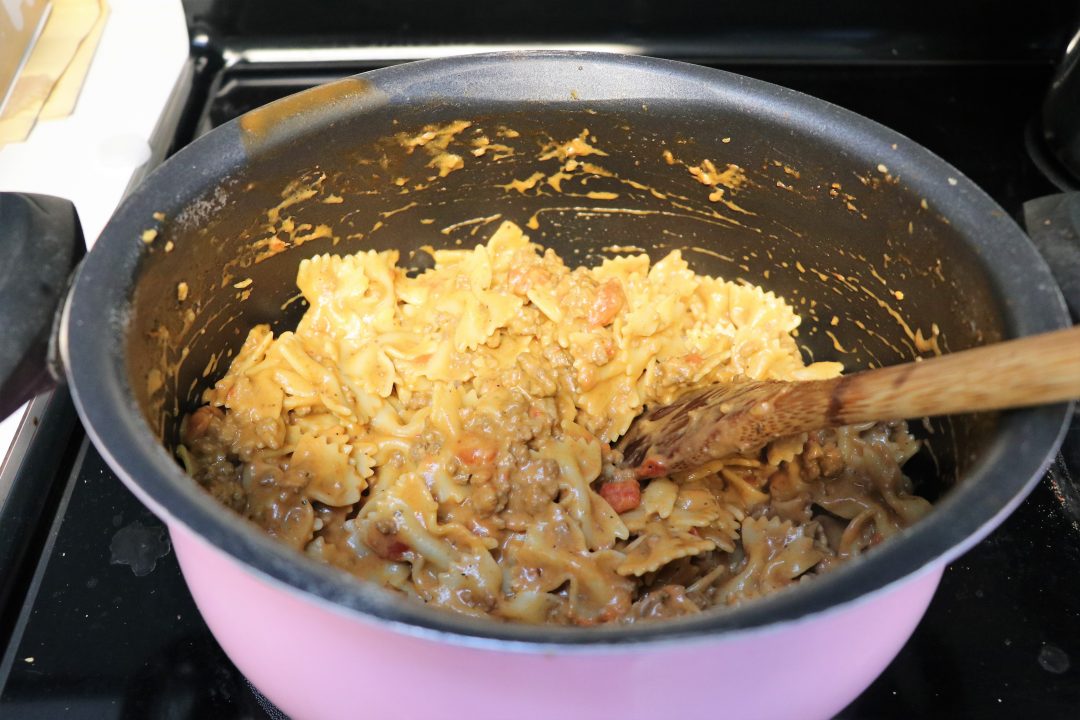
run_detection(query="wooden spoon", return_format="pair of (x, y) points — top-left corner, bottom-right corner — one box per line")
(617, 325), (1080, 479)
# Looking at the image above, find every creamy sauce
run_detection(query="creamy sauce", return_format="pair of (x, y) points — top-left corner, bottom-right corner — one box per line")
(179, 219), (930, 626)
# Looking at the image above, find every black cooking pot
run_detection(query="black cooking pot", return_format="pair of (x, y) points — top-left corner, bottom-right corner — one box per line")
(0, 52), (1072, 719)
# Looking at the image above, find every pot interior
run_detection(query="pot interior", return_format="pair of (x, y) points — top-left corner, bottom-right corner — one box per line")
(128, 92), (1005, 512)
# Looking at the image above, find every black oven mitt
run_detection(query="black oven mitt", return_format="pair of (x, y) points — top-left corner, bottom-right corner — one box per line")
(0, 193), (84, 420)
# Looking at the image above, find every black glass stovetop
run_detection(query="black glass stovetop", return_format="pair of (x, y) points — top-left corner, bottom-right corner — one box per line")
(1, 58), (1078, 719)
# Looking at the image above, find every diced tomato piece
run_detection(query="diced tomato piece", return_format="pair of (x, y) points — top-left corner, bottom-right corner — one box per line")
(184, 405), (223, 443)
(508, 266), (529, 293)
(634, 456), (668, 480)
(600, 478), (642, 513)
(455, 437), (497, 466)
(366, 526), (412, 561)
(386, 541), (410, 561)
(587, 279), (626, 327)
(508, 265), (551, 295)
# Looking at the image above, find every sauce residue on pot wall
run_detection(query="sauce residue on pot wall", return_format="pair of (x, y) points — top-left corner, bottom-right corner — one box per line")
(141, 112), (954, 454)
(239, 77), (382, 153)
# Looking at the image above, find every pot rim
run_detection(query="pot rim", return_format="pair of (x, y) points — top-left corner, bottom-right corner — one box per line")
(62, 50), (1073, 650)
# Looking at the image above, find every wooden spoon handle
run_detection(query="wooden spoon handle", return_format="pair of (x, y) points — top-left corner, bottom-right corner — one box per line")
(619, 325), (1080, 479)
(823, 324), (1080, 426)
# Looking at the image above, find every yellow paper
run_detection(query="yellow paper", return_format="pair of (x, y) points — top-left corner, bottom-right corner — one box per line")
(0, 2), (52, 114)
(0, 0), (100, 144)
(39, 0), (109, 120)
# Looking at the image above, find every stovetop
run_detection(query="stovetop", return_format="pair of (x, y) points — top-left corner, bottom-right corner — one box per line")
(1, 56), (1079, 719)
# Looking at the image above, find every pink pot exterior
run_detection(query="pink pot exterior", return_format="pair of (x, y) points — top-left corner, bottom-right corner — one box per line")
(171, 521), (942, 720)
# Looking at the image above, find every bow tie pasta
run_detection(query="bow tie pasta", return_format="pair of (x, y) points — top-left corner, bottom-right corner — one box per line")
(180, 220), (929, 625)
